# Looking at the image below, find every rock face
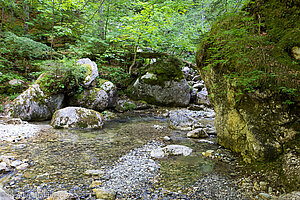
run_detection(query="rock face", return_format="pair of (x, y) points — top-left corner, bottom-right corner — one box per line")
(195, 0), (299, 163)
(132, 57), (191, 107)
(76, 58), (98, 86)
(68, 88), (109, 111)
(50, 107), (104, 129)
(10, 80), (64, 121)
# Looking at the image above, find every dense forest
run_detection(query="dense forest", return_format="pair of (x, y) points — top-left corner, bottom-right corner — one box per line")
(0, 0), (246, 107)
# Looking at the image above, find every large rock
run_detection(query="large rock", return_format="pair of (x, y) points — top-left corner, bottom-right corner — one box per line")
(132, 57), (191, 106)
(10, 78), (64, 121)
(196, 0), (300, 166)
(97, 79), (118, 108)
(68, 88), (109, 111)
(76, 58), (98, 86)
(196, 87), (211, 106)
(50, 107), (104, 129)
(133, 74), (190, 106)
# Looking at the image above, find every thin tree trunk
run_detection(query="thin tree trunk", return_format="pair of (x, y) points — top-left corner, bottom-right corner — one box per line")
(0, 7), (4, 33)
(23, 1), (30, 35)
(104, 0), (111, 40)
(128, 0), (157, 74)
(50, 0), (55, 60)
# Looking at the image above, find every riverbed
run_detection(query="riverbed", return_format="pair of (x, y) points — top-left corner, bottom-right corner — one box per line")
(0, 109), (253, 199)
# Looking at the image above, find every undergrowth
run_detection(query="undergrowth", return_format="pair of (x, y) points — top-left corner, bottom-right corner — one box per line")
(197, 0), (300, 103)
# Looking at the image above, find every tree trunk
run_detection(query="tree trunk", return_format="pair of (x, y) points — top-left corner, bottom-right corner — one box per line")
(104, 0), (111, 40)
(50, 0), (55, 60)
(0, 7), (4, 33)
(23, 1), (30, 35)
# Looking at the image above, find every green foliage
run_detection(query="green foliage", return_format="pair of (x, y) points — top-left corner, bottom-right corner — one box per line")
(0, 72), (26, 94)
(197, 0), (300, 103)
(38, 58), (88, 96)
(98, 64), (132, 89)
(0, 32), (50, 61)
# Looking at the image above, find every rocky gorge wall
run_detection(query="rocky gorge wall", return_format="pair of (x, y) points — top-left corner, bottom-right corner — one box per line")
(196, 0), (299, 191)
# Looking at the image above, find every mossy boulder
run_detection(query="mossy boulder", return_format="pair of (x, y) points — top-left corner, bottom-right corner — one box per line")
(76, 58), (98, 87)
(68, 88), (109, 111)
(196, 0), (299, 163)
(10, 75), (64, 121)
(96, 79), (118, 108)
(50, 107), (104, 129)
(132, 57), (190, 107)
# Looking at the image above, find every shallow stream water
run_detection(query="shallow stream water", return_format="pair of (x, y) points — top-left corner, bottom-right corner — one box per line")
(0, 110), (249, 199)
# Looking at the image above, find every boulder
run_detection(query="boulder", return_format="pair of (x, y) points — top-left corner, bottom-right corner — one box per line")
(10, 80), (64, 121)
(97, 79), (118, 108)
(76, 58), (98, 86)
(150, 145), (193, 158)
(50, 107), (104, 129)
(169, 109), (215, 131)
(132, 57), (191, 107)
(68, 88), (109, 111)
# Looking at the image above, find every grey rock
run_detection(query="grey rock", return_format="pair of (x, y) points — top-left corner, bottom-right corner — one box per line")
(8, 79), (25, 86)
(10, 160), (22, 168)
(197, 139), (214, 144)
(187, 128), (208, 138)
(132, 73), (190, 107)
(69, 88), (109, 111)
(50, 107), (104, 129)
(115, 99), (137, 113)
(150, 145), (193, 158)
(99, 81), (118, 108)
(258, 193), (271, 199)
(0, 162), (9, 172)
(196, 87), (210, 106)
(76, 58), (98, 87)
(169, 109), (215, 131)
(46, 190), (75, 200)
(16, 163), (29, 170)
(84, 169), (105, 176)
(10, 79), (64, 121)
(0, 187), (14, 200)
(193, 83), (205, 90)
(273, 191), (300, 200)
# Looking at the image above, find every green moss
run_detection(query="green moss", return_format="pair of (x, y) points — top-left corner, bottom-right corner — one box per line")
(144, 56), (185, 87)
(196, 0), (300, 104)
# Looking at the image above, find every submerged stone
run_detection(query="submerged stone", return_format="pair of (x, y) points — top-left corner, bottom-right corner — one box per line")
(151, 145), (193, 158)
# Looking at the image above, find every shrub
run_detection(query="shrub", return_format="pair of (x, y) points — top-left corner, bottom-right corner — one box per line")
(37, 58), (88, 96)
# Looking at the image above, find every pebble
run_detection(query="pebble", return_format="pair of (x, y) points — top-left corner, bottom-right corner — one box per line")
(258, 192), (271, 199)
(84, 170), (105, 176)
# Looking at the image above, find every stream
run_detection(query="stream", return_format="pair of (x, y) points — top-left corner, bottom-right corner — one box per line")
(0, 109), (251, 199)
